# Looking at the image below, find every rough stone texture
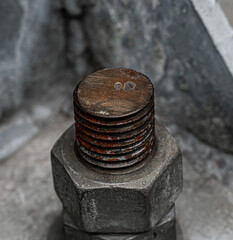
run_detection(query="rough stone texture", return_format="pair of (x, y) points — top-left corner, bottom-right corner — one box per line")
(51, 120), (182, 233)
(191, 0), (233, 78)
(67, 20), (89, 76)
(79, 0), (233, 153)
(0, 0), (23, 62)
(0, 116), (72, 240)
(0, 82), (76, 162)
(168, 124), (233, 188)
(63, 0), (82, 16)
(219, 0), (233, 27)
(0, 121), (38, 161)
(0, 0), (65, 119)
(174, 131), (233, 240)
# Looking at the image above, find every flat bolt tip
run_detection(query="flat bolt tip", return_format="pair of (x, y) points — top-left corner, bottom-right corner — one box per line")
(75, 68), (154, 118)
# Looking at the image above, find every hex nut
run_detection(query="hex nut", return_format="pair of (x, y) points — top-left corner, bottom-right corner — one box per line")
(51, 118), (182, 233)
(63, 206), (176, 240)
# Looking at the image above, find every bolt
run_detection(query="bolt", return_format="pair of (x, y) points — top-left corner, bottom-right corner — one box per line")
(73, 68), (155, 169)
(51, 67), (183, 240)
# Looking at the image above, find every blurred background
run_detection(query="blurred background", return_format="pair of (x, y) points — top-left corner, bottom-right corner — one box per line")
(0, 0), (233, 239)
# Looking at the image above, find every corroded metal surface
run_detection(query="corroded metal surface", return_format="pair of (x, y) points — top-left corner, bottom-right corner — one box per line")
(73, 68), (155, 169)
(76, 68), (153, 118)
(50, 68), (182, 237)
(51, 120), (182, 233)
(63, 206), (176, 240)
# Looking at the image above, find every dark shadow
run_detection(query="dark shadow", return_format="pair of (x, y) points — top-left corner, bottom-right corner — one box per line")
(47, 213), (65, 240)
(176, 220), (183, 240)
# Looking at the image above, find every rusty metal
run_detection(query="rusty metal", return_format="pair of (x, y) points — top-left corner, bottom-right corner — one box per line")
(51, 67), (183, 240)
(51, 119), (183, 234)
(63, 206), (177, 240)
(73, 68), (155, 169)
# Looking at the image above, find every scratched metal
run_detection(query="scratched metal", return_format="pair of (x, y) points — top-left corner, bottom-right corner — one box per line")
(76, 124), (153, 148)
(51, 121), (182, 232)
(77, 135), (154, 161)
(76, 127), (154, 155)
(73, 68), (155, 168)
(76, 141), (154, 169)
(75, 117), (154, 141)
(63, 206), (176, 240)
(75, 68), (153, 118)
(73, 96), (154, 126)
(74, 108), (154, 133)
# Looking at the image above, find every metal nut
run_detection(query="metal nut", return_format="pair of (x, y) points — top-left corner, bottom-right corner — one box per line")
(51, 118), (182, 233)
(63, 205), (176, 240)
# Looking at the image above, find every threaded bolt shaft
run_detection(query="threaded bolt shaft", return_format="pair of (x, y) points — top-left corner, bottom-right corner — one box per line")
(73, 68), (155, 169)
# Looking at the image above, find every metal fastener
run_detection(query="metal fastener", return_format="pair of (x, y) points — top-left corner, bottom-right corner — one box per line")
(51, 67), (183, 240)
(73, 68), (155, 169)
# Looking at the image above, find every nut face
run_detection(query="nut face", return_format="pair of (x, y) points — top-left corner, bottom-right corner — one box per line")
(51, 119), (182, 233)
(63, 206), (176, 240)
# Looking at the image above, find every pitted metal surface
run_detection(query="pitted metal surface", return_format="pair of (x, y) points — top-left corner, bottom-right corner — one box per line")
(63, 206), (176, 240)
(51, 68), (182, 238)
(51, 118), (182, 233)
(73, 68), (155, 169)
(75, 68), (153, 118)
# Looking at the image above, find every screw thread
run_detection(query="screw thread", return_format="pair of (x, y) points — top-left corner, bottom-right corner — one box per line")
(73, 68), (155, 169)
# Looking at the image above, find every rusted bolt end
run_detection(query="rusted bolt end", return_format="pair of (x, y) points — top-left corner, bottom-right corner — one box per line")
(73, 68), (155, 169)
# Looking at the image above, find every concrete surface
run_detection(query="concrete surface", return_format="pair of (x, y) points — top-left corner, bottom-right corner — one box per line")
(0, 114), (233, 240)
(219, 0), (233, 27)
(192, 0), (233, 76)
(0, 0), (66, 119)
(0, 115), (71, 240)
(0, 121), (38, 162)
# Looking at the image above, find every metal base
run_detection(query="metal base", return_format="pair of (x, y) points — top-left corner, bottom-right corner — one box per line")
(63, 206), (176, 240)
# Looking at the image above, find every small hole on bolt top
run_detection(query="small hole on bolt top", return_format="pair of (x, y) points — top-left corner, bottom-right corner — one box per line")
(123, 81), (136, 92)
(153, 232), (157, 238)
(114, 82), (122, 90)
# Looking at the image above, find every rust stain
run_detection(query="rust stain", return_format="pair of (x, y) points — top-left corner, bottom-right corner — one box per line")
(73, 68), (155, 169)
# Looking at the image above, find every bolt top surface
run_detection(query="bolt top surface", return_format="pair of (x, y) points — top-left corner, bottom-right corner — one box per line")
(76, 68), (153, 118)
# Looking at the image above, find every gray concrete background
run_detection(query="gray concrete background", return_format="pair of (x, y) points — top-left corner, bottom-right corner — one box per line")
(0, 0), (233, 239)
(219, 0), (233, 26)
